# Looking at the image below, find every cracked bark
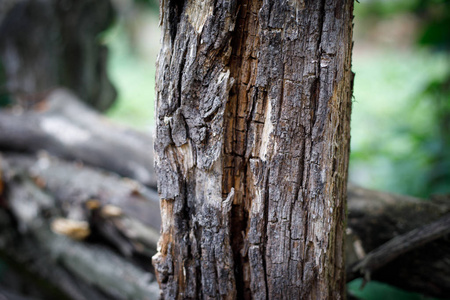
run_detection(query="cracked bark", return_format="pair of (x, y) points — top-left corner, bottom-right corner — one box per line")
(153, 1), (354, 299)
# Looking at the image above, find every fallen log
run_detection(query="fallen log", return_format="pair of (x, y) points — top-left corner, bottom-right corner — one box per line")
(0, 88), (156, 187)
(349, 213), (450, 282)
(346, 186), (450, 298)
(0, 153), (160, 300)
(1, 152), (160, 258)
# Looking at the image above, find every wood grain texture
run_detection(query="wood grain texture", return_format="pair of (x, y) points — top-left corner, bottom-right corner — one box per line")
(153, 1), (354, 299)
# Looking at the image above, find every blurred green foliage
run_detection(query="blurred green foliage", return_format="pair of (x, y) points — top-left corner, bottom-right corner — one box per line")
(104, 10), (158, 129)
(350, 49), (449, 197)
(350, 0), (450, 198)
(349, 0), (450, 298)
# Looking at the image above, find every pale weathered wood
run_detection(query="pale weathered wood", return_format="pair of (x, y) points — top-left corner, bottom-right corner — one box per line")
(153, 1), (354, 299)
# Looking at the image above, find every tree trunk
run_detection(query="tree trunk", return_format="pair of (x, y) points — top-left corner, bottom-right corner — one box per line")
(153, 1), (354, 299)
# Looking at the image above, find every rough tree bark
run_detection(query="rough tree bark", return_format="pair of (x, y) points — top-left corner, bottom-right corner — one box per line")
(153, 1), (354, 299)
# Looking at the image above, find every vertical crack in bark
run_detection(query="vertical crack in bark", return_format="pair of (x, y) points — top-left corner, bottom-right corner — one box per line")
(309, 78), (319, 128)
(299, 0), (327, 295)
(261, 167), (270, 300)
(168, 0), (185, 43)
(316, 0), (326, 77)
(313, 0), (326, 131)
(223, 0), (263, 298)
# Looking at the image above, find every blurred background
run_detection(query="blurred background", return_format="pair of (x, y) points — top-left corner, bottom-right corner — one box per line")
(0, 0), (448, 299)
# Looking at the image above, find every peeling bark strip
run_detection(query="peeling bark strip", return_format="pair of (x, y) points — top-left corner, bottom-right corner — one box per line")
(153, 0), (354, 299)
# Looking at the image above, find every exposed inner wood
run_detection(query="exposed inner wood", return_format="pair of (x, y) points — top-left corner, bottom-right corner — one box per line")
(224, 1), (262, 298)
